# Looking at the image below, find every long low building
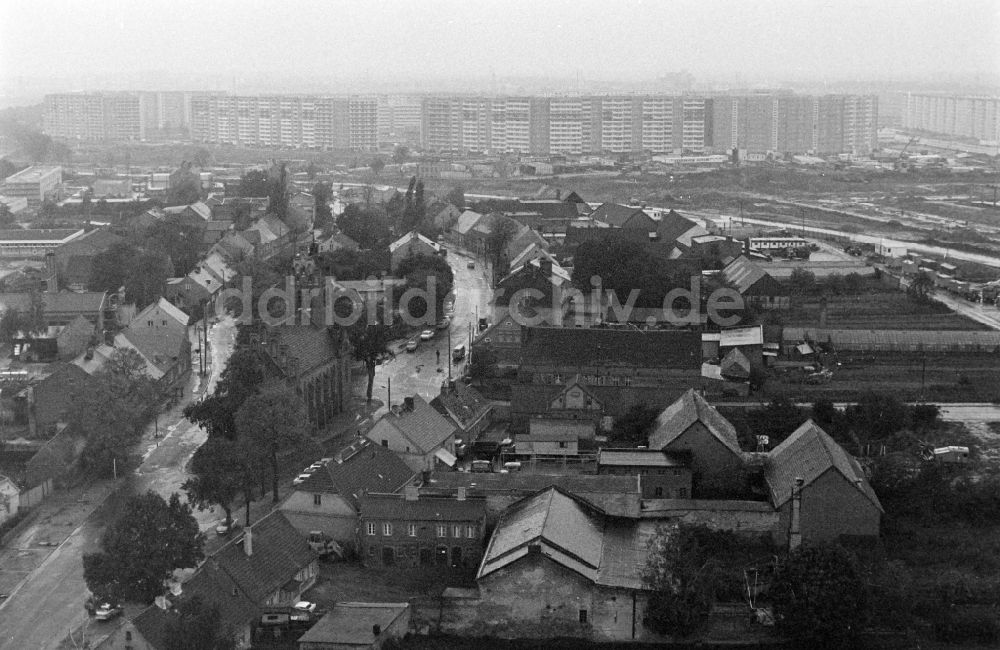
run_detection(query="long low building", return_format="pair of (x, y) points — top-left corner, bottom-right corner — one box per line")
(0, 229), (85, 257)
(783, 327), (1000, 353)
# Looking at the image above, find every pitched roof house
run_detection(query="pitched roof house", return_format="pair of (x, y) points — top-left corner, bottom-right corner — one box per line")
(122, 297), (192, 392)
(297, 602), (411, 650)
(648, 389), (747, 497)
(280, 438), (416, 547)
(389, 231), (441, 271)
(430, 379), (494, 439)
(765, 420), (882, 544)
(366, 395), (458, 472)
(476, 487), (662, 642)
(720, 256), (789, 310)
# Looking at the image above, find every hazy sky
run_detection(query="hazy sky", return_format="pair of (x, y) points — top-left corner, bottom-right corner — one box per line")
(2, 0), (998, 84)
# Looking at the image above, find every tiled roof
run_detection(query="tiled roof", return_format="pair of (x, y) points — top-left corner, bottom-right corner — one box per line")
(56, 315), (95, 360)
(359, 492), (486, 522)
(0, 229), (82, 242)
(212, 510), (316, 604)
(297, 603), (410, 646)
(520, 327), (701, 369)
(389, 230), (440, 254)
(123, 299), (189, 372)
(321, 230), (359, 250)
(657, 210), (708, 247)
(766, 420), (883, 512)
(430, 382), (492, 431)
(181, 553), (260, 628)
(649, 389), (743, 456)
(588, 203), (645, 228)
(0, 290), (110, 317)
(63, 255), (92, 284)
(297, 439), (415, 509)
(597, 520), (662, 589)
(720, 347), (751, 378)
(129, 605), (174, 650)
(424, 472), (641, 518)
(55, 228), (122, 257)
(454, 210), (484, 235)
(32, 362), (94, 427)
(265, 324), (343, 376)
(377, 395), (456, 453)
(479, 487), (605, 582)
(721, 256), (771, 294)
(598, 449), (687, 467)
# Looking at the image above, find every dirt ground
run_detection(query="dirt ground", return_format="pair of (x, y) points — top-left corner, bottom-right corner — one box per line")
(303, 560), (477, 606)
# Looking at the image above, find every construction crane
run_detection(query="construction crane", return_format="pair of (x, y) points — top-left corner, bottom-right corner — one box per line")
(894, 137), (919, 170)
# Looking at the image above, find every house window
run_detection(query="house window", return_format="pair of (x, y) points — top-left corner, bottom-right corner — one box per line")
(579, 609), (588, 624)
(125, 631), (132, 641)
(408, 524), (417, 537)
(381, 440), (388, 447)
(678, 488), (688, 498)
(673, 469), (681, 477)
(313, 494), (321, 506)
(161, 320), (167, 326)
(367, 522), (376, 536)
(147, 320), (153, 327)
(558, 441), (566, 449)
(654, 487), (663, 497)
(466, 525), (476, 539)
(383, 523), (393, 536)
(437, 524), (447, 538)
(453, 525), (462, 538)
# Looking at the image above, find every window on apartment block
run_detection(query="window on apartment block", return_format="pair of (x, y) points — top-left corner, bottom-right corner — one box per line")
(383, 523), (393, 536)
(367, 522), (376, 536)
(437, 524), (447, 538)
(678, 488), (688, 498)
(407, 524), (417, 537)
(313, 494), (321, 506)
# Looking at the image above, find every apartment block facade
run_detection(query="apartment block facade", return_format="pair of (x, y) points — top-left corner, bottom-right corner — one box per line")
(189, 93), (377, 150)
(903, 93), (1000, 143)
(43, 92), (191, 141)
(419, 93), (876, 156)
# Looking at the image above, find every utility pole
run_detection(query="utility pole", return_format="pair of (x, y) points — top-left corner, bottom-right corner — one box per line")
(386, 376), (391, 410)
(447, 327), (452, 380)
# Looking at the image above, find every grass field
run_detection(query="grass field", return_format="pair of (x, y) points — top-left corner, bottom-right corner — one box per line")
(778, 291), (989, 331)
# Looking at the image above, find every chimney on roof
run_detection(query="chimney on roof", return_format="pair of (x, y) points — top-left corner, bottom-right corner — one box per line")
(372, 624), (382, 637)
(404, 485), (419, 501)
(528, 543), (541, 554)
(556, 189), (562, 200)
(539, 257), (553, 278)
(154, 595), (170, 610)
(403, 396), (414, 411)
(457, 486), (466, 501)
(243, 526), (253, 557)
(789, 477), (804, 551)
(104, 330), (114, 346)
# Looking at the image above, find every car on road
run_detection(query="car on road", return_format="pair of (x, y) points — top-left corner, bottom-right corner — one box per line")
(406, 338), (419, 352)
(216, 518), (241, 536)
(437, 317), (451, 330)
(95, 603), (123, 621)
(467, 261), (475, 269)
(420, 329), (435, 341)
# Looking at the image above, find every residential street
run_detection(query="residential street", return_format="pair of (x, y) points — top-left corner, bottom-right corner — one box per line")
(369, 247), (493, 420)
(0, 316), (237, 650)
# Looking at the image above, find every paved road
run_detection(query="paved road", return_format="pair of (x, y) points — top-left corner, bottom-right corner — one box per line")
(0, 317), (237, 650)
(370, 248), (492, 419)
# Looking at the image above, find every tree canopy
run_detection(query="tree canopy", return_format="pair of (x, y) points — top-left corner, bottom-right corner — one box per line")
(337, 203), (391, 249)
(234, 382), (308, 502)
(163, 596), (237, 650)
(610, 403), (659, 446)
(83, 491), (203, 604)
(349, 321), (395, 403)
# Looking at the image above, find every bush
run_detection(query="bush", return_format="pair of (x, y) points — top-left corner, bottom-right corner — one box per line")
(932, 606), (1000, 644)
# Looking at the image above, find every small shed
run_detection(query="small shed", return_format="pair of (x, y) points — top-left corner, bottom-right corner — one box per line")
(297, 602), (410, 650)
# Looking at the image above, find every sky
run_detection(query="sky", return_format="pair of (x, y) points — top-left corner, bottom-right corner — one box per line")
(1, 0), (998, 87)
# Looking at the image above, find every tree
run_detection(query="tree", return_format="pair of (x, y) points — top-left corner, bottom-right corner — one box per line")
(83, 492), (203, 604)
(644, 524), (735, 637)
(184, 347), (266, 439)
(238, 170), (269, 197)
(182, 437), (247, 530)
(395, 253), (454, 322)
(349, 323), (395, 403)
(313, 181), (333, 228)
(191, 148), (212, 169)
(267, 162), (289, 221)
(163, 596), (237, 650)
(146, 219), (204, 276)
(842, 391), (910, 453)
(445, 186), (466, 210)
(392, 146), (410, 164)
(844, 272), (865, 293)
(908, 271), (934, 303)
(484, 216), (519, 286)
(337, 203), (391, 249)
(789, 267), (816, 295)
(234, 382), (308, 502)
(316, 247), (389, 281)
(610, 403), (659, 446)
(370, 157), (385, 177)
(746, 397), (806, 447)
(771, 544), (867, 647)
(468, 344), (497, 380)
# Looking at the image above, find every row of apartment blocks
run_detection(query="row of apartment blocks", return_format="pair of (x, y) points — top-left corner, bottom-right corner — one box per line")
(902, 93), (1000, 143)
(43, 91), (876, 155)
(43, 92), (191, 141)
(419, 93), (878, 155)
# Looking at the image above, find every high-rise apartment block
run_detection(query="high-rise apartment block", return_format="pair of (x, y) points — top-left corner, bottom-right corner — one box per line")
(188, 93), (377, 151)
(903, 93), (1000, 143)
(43, 92), (191, 141)
(418, 93), (876, 156)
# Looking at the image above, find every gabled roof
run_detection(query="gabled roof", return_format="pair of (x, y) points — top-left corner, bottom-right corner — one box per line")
(55, 227), (122, 257)
(766, 420), (883, 512)
(320, 230), (359, 251)
(359, 492), (486, 522)
(263, 323), (344, 376)
(128, 605), (174, 650)
(430, 381), (493, 432)
(375, 395), (456, 454)
(179, 560), (260, 633)
(297, 603), (410, 646)
(296, 438), (415, 509)
(656, 210), (708, 247)
(389, 230), (441, 254)
(211, 510), (316, 604)
(648, 389), (743, 456)
(163, 201), (211, 221)
(598, 448), (688, 468)
(73, 332), (164, 380)
(720, 256), (771, 294)
(479, 487), (605, 582)
(720, 347), (751, 379)
(588, 203), (646, 228)
(454, 210), (484, 235)
(123, 299), (189, 372)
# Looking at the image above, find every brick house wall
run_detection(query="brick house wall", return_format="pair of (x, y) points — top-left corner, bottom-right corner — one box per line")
(359, 515), (485, 570)
(279, 492), (357, 547)
(598, 465), (692, 499)
(661, 423), (746, 497)
(774, 469), (881, 545)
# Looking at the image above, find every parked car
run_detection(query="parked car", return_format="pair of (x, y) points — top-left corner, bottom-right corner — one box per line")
(95, 603), (123, 621)
(470, 460), (493, 473)
(260, 612), (290, 627)
(216, 518), (241, 536)
(478, 318), (489, 332)
(292, 473), (313, 486)
(467, 261), (475, 269)
(420, 329), (435, 341)
(452, 344), (466, 361)
(406, 338), (419, 352)
(291, 601), (317, 622)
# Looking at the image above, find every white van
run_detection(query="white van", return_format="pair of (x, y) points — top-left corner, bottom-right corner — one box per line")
(503, 461), (522, 472)
(452, 344), (466, 361)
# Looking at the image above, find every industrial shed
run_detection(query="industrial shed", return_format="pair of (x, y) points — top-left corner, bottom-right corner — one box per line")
(782, 328), (1000, 354)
